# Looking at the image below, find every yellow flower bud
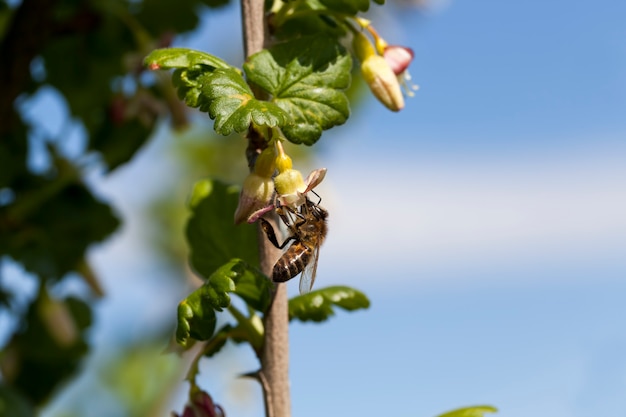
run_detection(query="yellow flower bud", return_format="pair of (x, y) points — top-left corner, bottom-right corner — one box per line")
(275, 152), (293, 173)
(361, 54), (405, 112)
(254, 147), (276, 178)
(352, 31), (376, 63)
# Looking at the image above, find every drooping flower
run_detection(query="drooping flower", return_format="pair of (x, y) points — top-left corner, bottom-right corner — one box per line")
(353, 32), (404, 112)
(234, 148), (276, 224)
(273, 151), (326, 209)
(383, 45), (419, 97)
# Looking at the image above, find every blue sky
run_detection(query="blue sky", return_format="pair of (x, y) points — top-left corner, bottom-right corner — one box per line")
(27, 0), (626, 416)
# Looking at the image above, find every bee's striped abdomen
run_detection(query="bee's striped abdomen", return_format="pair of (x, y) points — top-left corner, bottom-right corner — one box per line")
(273, 243), (312, 282)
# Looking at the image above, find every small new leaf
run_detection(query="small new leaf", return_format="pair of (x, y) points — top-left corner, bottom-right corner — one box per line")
(144, 48), (231, 71)
(244, 36), (351, 145)
(176, 265), (234, 346)
(289, 286), (370, 322)
(437, 405), (498, 417)
(176, 259), (271, 347)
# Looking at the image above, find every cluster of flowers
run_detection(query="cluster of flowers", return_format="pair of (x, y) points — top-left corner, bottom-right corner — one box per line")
(353, 19), (417, 111)
(234, 137), (325, 225)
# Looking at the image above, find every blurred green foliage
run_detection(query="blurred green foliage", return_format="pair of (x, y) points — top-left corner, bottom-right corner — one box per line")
(0, 0), (229, 413)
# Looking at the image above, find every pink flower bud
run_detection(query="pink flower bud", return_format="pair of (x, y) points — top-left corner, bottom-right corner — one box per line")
(384, 45), (419, 98)
(383, 45), (414, 76)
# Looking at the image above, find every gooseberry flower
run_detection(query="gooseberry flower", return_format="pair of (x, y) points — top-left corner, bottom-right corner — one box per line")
(274, 152), (306, 207)
(234, 148), (276, 224)
(273, 150), (326, 209)
(353, 32), (404, 112)
(172, 389), (225, 417)
(383, 45), (419, 97)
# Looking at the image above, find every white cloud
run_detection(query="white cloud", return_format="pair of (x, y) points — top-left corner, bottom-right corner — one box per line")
(317, 145), (626, 287)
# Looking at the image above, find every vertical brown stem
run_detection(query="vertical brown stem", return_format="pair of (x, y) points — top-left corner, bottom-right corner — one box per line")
(240, 2), (292, 417)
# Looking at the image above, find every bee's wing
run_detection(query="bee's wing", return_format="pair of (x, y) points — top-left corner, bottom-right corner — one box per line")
(299, 241), (321, 294)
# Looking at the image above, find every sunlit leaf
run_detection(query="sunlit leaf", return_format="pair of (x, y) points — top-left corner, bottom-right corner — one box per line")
(289, 286), (370, 322)
(144, 48), (232, 71)
(437, 405), (498, 417)
(244, 36), (351, 145)
(202, 68), (289, 135)
(148, 49), (289, 135)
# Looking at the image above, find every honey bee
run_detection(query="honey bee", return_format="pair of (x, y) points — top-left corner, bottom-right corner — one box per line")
(259, 197), (328, 294)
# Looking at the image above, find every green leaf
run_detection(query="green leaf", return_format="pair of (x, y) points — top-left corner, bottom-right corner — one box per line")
(176, 259), (271, 346)
(289, 286), (370, 322)
(437, 405), (498, 417)
(144, 47), (232, 71)
(318, 0), (370, 14)
(244, 36), (352, 145)
(176, 261), (236, 346)
(149, 49), (289, 135)
(186, 179), (258, 279)
(202, 68), (289, 135)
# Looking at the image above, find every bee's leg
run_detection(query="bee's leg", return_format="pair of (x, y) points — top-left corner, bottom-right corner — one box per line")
(310, 190), (322, 205)
(260, 218), (296, 249)
(277, 204), (305, 231)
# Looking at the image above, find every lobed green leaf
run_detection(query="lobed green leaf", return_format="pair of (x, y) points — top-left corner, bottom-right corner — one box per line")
(149, 49), (289, 136)
(202, 68), (289, 135)
(288, 286), (370, 322)
(437, 405), (498, 417)
(244, 36), (352, 145)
